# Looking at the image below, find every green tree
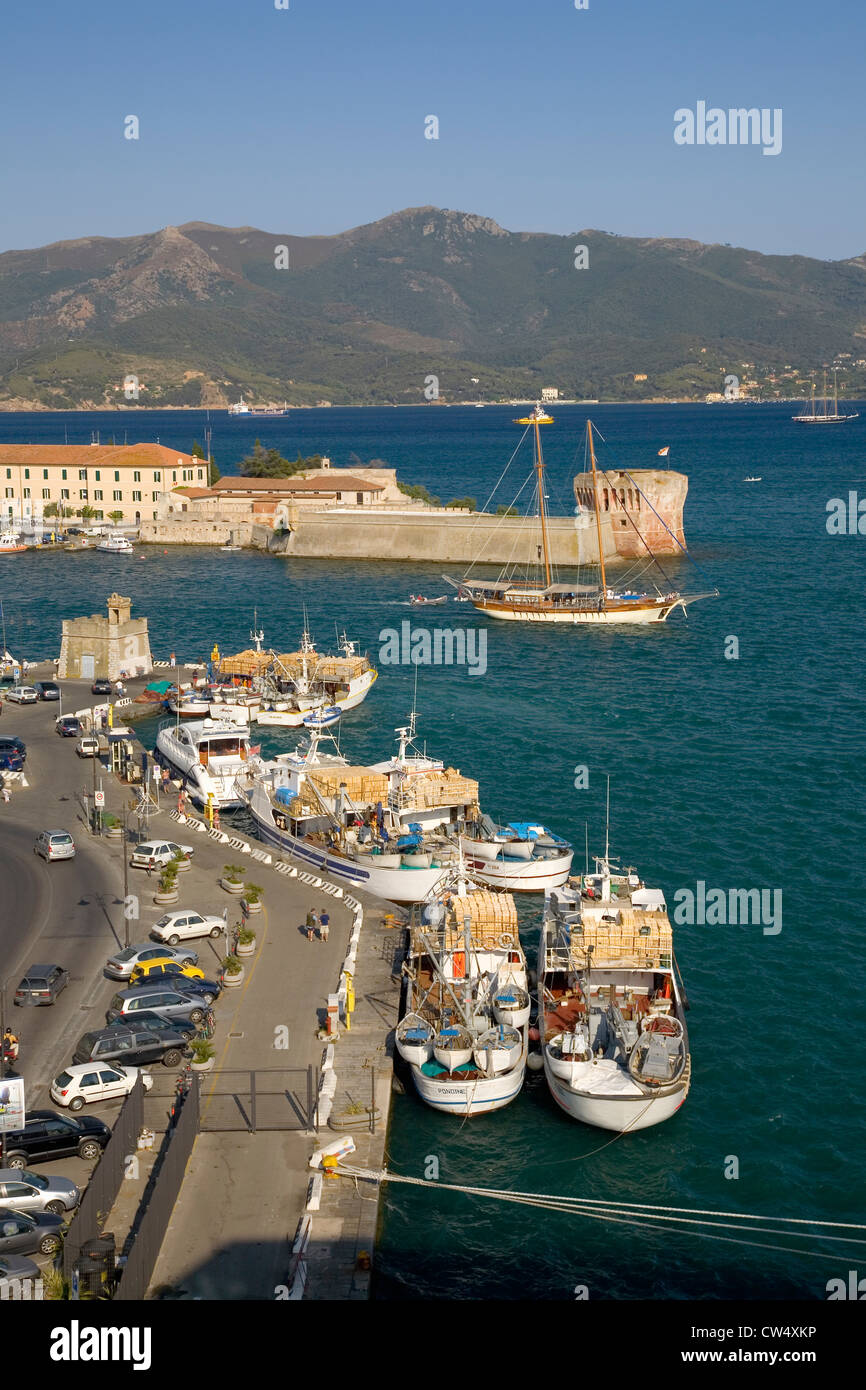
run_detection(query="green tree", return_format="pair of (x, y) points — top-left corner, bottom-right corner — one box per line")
(108, 510), (124, 525)
(192, 439), (220, 485)
(398, 481), (440, 506)
(79, 504), (96, 522)
(445, 497), (477, 511)
(239, 441), (317, 479)
(495, 504), (519, 517)
(43, 502), (59, 519)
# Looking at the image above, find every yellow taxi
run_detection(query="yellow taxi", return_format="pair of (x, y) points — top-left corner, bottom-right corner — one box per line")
(129, 957), (205, 985)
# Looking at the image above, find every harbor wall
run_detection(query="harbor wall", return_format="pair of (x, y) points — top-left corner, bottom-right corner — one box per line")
(138, 469), (687, 563)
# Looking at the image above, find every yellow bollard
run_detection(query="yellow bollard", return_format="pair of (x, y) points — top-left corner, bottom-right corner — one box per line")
(344, 971), (355, 1031)
(206, 793), (214, 827)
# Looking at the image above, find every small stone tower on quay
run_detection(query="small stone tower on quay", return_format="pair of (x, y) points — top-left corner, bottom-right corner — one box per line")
(58, 593), (153, 681)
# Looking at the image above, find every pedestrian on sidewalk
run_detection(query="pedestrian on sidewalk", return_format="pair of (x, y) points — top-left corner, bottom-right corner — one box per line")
(146, 857), (154, 878)
(319, 909), (330, 943)
(305, 908), (318, 942)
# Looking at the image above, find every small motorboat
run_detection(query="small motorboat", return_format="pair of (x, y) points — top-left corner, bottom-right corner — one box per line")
(302, 705), (341, 729)
(396, 1013), (434, 1067)
(409, 594), (449, 607)
(473, 1024), (522, 1075)
(743, 476), (762, 483)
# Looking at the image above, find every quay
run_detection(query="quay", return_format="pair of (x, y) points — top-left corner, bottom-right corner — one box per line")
(0, 663), (402, 1300)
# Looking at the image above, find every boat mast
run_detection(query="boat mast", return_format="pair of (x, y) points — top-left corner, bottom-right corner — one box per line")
(534, 409), (552, 588)
(823, 368), (828, 419)
(587, 421), (608, 596)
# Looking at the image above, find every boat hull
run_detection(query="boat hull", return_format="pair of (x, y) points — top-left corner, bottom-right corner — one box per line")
(473, 599), (682, 624)
(459, 841), (573, 892)
(409, 1060), (526, 1116)
(544, 1060), (689, 1132)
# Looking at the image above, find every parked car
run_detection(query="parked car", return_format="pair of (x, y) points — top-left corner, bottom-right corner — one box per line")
(91, 680), (112, 695)
(105, 1010), (205, 1043)
(0, 750), (25, 773)
(0, 1208), (64, 1258)
(14, 964), (70, 1006)
(129, 841), (194, 869)
(105, 942), (199, 981)
(0, 736), (26, 764)
(74, 1025), (190, 1069)
(49, 1064), (152, 1111)
(129, 956), (204, 984)
(0, 1252), (43, 1284)
(75, 736), (101, 758)
(150, 910), (224, 945)
(34, 830), (75, 862)
(33, 681), (60, 701)
(0, 1111), (111, 1170)
(6, 686), (37, 704)
(56, 715), (81, 737)
(129, 967), (221, 1005)
(0, 1169), (80, 1215)
(107, 987), (207, 1026)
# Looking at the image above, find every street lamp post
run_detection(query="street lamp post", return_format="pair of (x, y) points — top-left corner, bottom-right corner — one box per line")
(122, 806), (130, 949)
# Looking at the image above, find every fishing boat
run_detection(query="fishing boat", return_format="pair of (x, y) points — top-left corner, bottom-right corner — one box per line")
(234, 724), (478, 901)
(792, 369), (859, 425)
(459, 817), (573, 892)
(302, 705), (341, 729)
(743, 477), (762, 483)
(397, 868), (529, 1115)
(449, 408), (716, 624)
(537, 846), (690, 1132)
(97, 534), (134, 554)
(155, 718), (260, 809)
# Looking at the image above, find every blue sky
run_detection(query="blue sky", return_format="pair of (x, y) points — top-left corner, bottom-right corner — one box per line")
(1, 0), (863, 258)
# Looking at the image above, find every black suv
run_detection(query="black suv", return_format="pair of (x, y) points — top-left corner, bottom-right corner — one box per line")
(0, 1110), (110, 1171)
(74, 1025), (190, 1069)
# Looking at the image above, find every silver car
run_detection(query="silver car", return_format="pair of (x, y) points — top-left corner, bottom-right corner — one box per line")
(0, 1168), (80, 1215)
(34, 829), (76, 861)
(105, 942), (199, 981)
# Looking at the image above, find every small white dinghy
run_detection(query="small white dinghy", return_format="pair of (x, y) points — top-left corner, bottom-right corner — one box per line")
(396, 1013), (434, 1067)
(474, 1024), (522, 1075)
(433, 1025), (473, 1071)
(492, 985), (531, 1029)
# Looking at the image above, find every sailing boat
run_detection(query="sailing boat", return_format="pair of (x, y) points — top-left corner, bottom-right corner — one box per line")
(792, 369), (859, 424)
(450, 407), (716, 625)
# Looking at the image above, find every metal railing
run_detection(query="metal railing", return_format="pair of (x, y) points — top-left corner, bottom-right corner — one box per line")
(62, 1078), (144, 1280)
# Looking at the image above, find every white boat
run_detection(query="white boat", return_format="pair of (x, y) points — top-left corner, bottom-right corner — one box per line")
(537, 854), (690, 1132)
(165, 687), (213, 718)
(0, 532), (28, 552)
(302, 705), (341, 729)
(397, 869), (529, 1115)
(459, 818), (573, 892)
(228, 396), (250, 415)
(213, 624), (376, 727)
(155, 718), (260, 809)
(450, 409), (716, 624)
(234, 726), (474, 902)
(97, 534), (134, 554)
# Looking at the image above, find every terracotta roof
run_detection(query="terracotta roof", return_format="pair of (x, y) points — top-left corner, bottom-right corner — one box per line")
(212, 474), (384, 493)
(0, 443), (200, 469)
(173, 487), (215, 499)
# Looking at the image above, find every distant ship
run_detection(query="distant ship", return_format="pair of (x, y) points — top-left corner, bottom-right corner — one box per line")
(792, 369), (859, 425)
(228, 396), (288, 417)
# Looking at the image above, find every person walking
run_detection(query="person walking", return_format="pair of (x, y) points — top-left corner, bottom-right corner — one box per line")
(319, 909), (330, 943)
(146, 856), (155, 878)
(305, 908), (316, 942)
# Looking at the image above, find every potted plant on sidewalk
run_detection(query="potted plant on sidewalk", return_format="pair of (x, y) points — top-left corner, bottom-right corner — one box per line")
(154, 861), (180, 905)
(103, 814), (122, 841)
(220, 953), (245, 987)
(221, 863), (245, 895)
(236, 925), (257, 957)
(172, 847), (191, 873)
(241, 884), (263, 915)
(189, 1038), (216, 1072)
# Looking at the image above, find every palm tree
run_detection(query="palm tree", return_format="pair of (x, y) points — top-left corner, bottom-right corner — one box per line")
(108, 510), (124, 526)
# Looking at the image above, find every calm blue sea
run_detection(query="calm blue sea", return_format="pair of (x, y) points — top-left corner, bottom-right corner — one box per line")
(2, 403), (864, 1300)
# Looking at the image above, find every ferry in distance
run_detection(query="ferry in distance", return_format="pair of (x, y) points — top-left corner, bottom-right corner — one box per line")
(228, 396), (288, 416)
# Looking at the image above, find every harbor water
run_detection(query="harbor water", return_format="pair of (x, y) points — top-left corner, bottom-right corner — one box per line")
(2, 403), (863, 1299)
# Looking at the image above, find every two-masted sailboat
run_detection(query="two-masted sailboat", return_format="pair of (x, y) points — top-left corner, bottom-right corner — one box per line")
(450, 407), (716, 625)
(792, 369), (859, 425)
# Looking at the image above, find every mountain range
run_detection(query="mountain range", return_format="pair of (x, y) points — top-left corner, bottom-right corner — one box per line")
(1, 207), (864, 409)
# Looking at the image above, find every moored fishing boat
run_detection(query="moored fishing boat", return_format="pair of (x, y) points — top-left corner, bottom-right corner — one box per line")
(537, 851), (690, 1132)
(459, 817), (573, 892)
(397, 872), (529, 1115)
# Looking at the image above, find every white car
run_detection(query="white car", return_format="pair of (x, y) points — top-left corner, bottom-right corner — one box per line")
(129, 840), (194, 869)
(150, 910), (225, 945)
(49, 1063), (153, 1111)
(6, 686), (38, 704)
(75, 736), (101, 758)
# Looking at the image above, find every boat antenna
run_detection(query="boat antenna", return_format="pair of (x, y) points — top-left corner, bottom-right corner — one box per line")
(588, 421), (608, 600)
(0, 599), (6, 659)
(604, 774), (610, 867)
(585, 821), (589, 876)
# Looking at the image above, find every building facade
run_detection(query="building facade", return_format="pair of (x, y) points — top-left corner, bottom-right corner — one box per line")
(0, 443), (206, 530)
(58, 593), (153, 681)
